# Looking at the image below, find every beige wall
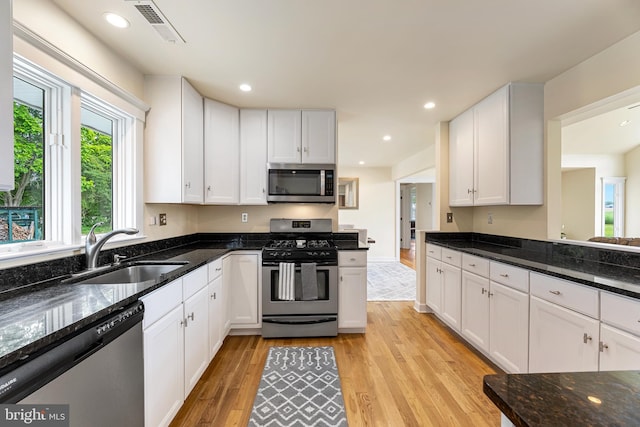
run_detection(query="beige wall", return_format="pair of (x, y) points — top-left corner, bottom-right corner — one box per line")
(415, 183), (434, 231)
(625, 146), (640, 237)
(338, 167), (396, 261)
(197, 204), (338, 233)
(545, 31), (640, 239)
(561, 169), (596, 240)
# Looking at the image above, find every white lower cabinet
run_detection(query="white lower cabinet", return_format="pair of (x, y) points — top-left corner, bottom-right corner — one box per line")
(338, 251), (368, 331)
(141, 266), (209, 427)
(461, 271), (490, 351)
(426, 256), (443, 314)
(489, 282), (529, 373)
(208, 259), (224, 360)
(225, 252), (260, 328)
(599, 324), (640, 371)
(142, 303), (184, 427)
(529, 296), (599, 373)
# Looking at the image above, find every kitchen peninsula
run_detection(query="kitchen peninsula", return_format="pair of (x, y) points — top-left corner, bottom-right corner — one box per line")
(425, 232), (640, 426)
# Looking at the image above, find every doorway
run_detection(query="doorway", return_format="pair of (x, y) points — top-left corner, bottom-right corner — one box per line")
(398, 181), (435, 269)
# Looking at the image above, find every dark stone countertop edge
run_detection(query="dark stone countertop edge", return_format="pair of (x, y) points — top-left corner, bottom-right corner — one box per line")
(425, 233), (640, 300)
(483, 371), (640, 427)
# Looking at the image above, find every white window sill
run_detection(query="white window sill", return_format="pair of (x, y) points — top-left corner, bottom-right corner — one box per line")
(0, 234), (147, 264)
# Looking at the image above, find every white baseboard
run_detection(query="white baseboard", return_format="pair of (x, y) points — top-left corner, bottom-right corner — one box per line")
(414, 301), (429, 313)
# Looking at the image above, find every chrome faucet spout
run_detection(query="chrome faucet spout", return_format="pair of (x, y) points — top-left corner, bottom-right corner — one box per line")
(85, 222), (139, 269)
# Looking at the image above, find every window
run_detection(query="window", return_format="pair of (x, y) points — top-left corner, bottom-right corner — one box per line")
(602, 177), (625, 237)
(1, 55), (140, 255)
(1, 77), (45, 244)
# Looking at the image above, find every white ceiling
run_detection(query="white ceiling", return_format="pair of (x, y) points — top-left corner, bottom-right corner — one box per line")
(49, 0), (640, 168)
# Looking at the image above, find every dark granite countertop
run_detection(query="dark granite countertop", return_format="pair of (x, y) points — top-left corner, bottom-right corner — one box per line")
(483, 371), (640, 426)
(0, 231), (361, 374)
(426, 232), (640, 300)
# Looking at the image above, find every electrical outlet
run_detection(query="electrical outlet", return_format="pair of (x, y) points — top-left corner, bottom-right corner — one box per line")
(446, 212), (453, 223)
(241, 213), (248, 223)
(488, 212), (493, 225)
(159, 213), (167, 226)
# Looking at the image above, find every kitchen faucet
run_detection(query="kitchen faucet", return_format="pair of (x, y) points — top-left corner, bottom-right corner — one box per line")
(85, 222), (139, 269)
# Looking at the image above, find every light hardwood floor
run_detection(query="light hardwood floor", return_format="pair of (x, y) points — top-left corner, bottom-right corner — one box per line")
(400, 240), (416, 270)
(170, 302), (502, 427)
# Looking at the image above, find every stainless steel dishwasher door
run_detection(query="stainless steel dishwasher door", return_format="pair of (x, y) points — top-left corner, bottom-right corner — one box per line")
(20, 321), (144, 427)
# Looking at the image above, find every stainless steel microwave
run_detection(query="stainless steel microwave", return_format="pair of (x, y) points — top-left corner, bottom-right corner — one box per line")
(267, 163), (336, 203)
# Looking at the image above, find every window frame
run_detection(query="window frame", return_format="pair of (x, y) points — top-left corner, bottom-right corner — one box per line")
(1, 55), (143, 259)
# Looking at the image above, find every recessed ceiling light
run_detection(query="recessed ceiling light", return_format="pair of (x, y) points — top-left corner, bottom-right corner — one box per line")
(424, 102), (436, 109)
(359, 161), (365, 165)
(620, 120), (631, 127)
(383, 135), (391, 141)
(239, 83), (252, 92)
(103, 12), (130, 29)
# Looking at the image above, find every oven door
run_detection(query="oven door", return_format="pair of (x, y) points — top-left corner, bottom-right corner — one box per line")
(262, 263), (338, 316)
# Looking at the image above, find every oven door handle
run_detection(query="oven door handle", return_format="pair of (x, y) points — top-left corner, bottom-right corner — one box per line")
(262, 317), (336, 325)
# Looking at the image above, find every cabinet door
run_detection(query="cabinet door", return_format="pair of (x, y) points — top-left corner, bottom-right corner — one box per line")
(448, 109), (474, 206)
(302, 110), (335, 164)
(182, 78), (205, 203)
(204, 99), (239, 204)
(183, 286), (209, 398)
(225, 254), (260, 326)
(240, 109), (268, 204)
(426, 257), (442, 314)
(440, 263), (461, 331)
(474, 85), (509, 205)
(461, 271), (490, 352)
(267, 110), (302, 163)
(529, 296), (599, 373)
(599, 324), (640, 371)
(208, 276), (223, 360)
(143, 304), (184, 427)
(0, 1), (12, 191)
(338, 267), (367, 329)
(489, 282), (529, 373)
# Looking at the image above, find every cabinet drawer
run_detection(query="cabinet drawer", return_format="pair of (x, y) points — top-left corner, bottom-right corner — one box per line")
(183, 265), (208, 300)
(462, 254), (490, 277)
(140, 278), (183, 329)
(601, 292), (640, 336)
(530, 272), (598, 318)
(208, 258), (223, 282)
(490, 262), (529, 293)
(441, 248), (461, 267)
(338, 251), (367, 267)
(426, 244), (442, 260)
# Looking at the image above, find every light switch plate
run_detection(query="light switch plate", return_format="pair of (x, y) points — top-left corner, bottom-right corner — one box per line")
(446, 212), (453, 223)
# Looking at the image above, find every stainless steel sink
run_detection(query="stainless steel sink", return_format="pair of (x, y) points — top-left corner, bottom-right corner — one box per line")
(78, 263), (186, 284)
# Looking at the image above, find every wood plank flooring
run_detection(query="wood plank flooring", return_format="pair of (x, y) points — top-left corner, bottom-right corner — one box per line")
(400, 240), (416, 270)
(170, 302), (501, 426)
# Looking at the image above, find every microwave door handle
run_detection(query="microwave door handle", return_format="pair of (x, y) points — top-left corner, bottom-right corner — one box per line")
(320, 170), (325, 196)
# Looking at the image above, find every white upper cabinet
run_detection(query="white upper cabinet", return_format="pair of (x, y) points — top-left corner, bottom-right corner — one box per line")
(144, 76), (204, 204)
(449, 82), (543, 206)
(1, 1), (14, 191)
(240, 109), (268, 205)
(302, 110), (336, 164)
(268, 109), (335, 164)
(204, 99), (239, 204)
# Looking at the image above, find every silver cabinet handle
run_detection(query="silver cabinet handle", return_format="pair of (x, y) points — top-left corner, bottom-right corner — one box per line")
(446, 256), (452, 259)
(488, 292), (494, 298)
(188, 312), (194, 321)
(207, 185), (211, 191)
(500, 273), (509, 278)
(468, 263), (476, 267)
(481, 288), (486, 295)
(549, 290), (561, 295)
(181, 319), (186, 327)
(350, 258), (356, 261)
(210, 292), (217, 299)
(599, 342), (609, 352)
(297, 146), (301, 152)
(583, 333), (592, 343)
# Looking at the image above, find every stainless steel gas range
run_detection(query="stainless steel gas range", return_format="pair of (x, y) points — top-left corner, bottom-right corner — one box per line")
(261, 218), (338, 338)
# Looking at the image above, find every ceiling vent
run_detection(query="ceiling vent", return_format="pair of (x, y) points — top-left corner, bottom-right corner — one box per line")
(126, 0), (185, 44)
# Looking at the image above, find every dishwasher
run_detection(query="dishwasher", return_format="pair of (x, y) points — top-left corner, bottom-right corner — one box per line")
(0, 301), (145, 427)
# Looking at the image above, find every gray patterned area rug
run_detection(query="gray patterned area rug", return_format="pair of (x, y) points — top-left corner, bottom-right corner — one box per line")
(367, 262), (416, 301)
(248, 346), (348, 427)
